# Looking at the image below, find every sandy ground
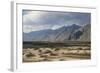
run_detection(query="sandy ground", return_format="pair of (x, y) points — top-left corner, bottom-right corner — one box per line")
(23, 47), (91, 62)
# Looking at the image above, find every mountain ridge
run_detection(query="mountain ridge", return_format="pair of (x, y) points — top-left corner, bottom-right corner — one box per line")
(23, 24), (90, 42)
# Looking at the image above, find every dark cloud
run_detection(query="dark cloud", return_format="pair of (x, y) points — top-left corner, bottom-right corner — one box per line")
(23, 10), (91, 32)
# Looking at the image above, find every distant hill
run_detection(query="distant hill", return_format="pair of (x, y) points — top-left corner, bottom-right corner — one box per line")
(23, 24), (91, 42)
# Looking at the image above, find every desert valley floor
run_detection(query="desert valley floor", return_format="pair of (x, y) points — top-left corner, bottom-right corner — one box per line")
(23, 42), (91, 62)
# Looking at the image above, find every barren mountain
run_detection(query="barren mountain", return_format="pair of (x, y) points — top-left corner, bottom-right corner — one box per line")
(23, 24), (90, 42)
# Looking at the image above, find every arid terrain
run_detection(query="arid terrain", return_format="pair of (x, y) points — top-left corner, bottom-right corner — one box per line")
(23, 42), (91, 62)
(22, 11), (91, 63)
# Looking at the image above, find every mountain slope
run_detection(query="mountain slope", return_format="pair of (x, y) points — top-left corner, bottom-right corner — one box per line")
(23, 24), (90, 42)
(69, 24), (91, 41)
(78, 24), (91, 41)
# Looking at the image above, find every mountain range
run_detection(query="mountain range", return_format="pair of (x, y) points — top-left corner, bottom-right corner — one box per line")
(23, 24), (91, 42)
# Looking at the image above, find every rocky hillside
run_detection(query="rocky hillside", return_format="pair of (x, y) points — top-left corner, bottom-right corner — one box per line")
(23, 24), (91, 42)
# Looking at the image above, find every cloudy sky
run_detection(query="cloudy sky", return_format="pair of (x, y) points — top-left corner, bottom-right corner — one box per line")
(23, 10), (91, 33)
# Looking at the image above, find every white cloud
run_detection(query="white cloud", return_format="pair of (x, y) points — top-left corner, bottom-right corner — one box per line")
(23, 11), (48, 33)
(51, 25), (64, 30)
(23, 11), (45, 25)
(23, 24), (52, 33)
